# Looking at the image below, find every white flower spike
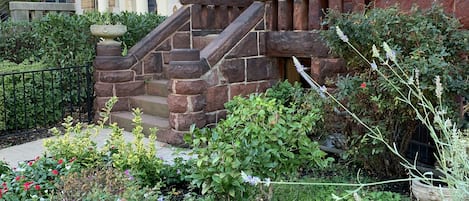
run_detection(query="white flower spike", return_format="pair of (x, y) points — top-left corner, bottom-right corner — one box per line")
(335, 26), (349, 43)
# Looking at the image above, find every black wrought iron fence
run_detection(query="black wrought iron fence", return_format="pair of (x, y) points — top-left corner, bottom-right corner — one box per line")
(0, 65), (94, 137)
(0, 0), (8, 21)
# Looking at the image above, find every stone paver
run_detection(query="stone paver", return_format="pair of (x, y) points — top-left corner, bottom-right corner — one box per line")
(0, 128), (193, 167)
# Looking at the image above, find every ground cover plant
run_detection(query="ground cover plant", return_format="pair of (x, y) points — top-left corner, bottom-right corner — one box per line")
(321, 5), (469, 176)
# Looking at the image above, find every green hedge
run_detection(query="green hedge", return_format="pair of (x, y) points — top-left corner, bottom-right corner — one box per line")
(0, 11), (165, 66)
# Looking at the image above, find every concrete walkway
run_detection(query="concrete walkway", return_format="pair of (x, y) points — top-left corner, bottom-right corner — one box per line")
(0, 128), (193, 167)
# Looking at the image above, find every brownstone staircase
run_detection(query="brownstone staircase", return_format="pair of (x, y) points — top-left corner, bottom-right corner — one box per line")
(110, 80), (170, 136)
(93, 0), (346, 146)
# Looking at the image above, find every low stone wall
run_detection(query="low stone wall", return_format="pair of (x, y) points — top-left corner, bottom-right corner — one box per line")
(9, 1), (75, 22)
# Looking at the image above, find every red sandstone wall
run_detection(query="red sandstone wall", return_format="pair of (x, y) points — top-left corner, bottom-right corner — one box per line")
(373, 0), (469, 29)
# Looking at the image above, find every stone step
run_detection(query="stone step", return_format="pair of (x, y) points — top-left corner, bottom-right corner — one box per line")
(167, 60), (209, 79)
(147, 79), (169, 97)
(129, 95), (169, 118)
(193, 34), (219, 50)
(110, 111), (170, 137)
(170, 49), (200, 62)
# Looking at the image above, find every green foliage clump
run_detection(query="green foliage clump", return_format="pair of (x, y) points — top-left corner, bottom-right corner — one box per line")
(0, 11), (165, 66)
(187, 81), (332, 199)
(44, 97), (164, 187)
(321, 6), (469, 175)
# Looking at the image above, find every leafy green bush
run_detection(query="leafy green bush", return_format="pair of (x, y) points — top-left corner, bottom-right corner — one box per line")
(321, 6), (469, 175)
(0, 11), (165, 66)
(44, 97), (164, 187)
(186, 82), (332, 199)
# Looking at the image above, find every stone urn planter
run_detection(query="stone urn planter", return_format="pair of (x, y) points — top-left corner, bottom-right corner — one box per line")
(412, 179), (453, 201)
(90, 24), (127, 45)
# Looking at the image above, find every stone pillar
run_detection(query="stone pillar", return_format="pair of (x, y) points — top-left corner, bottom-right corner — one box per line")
(167, 49), (208, 133)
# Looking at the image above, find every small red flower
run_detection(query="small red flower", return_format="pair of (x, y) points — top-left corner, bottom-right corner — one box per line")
(52, 169), (59, 175)
(34, 185), (40, 191)
(23, 181), (33, 191)
(58, 159), (64, 165)
(35, 156), (40, 161)
(360, 82), (367, 89)
(69, 157), (76, 163)
(28, 161), (33, 166)
(2, 182), (6, 187)
(15, 176), (21, 181)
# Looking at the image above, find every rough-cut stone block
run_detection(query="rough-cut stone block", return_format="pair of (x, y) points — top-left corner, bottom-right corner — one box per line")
(247, 57), (270, 81)
(144, 52), (163, 74)
(219, 59), (245, 83)
(311, 58), (347, 84)
(227, 6), (241, 23)
(205, 85), (228, 111)
(229, 82), (258, 99)
(259, 32), (266, 55)
(227, 32), (258, 59)
(193, 35), (218, 50)
(191, 4), (203, 29)
(278, 0), (293, 30)
(167, 61), (209, 79)
(214, 5), (229, 29)
(169, 79), (207, 95)
(169, 111), (206, 131)
(96, 44), (122, 56)
(115, 81), (145, 97)
(258, 80), (274, 93)
(179, 22), (191, 31)
(168, 94), (189, 113)
(170, 49), (200, 62)
(131, 62), (142, 75)
(100, 71), (134, 83)
(172, 32), (191, 49)
(188, 94), (206, 112)
(351, 0), (366, 12)
(167, 94), (205, 113)
(94, 97), (129, 112)
(155, 39), (171, 51)
(455, 0), (469, 29)
(265, 0), (278, 31)
(95, 82), (114, 97)
(329, 0), (343, 12)
(293, 0), (308, 30)
(163, 52), (171, 64)
(266, 31), (329, 57)
(94, 56), (136, 71)
(308, 0), (323, 30)
(206, 110), (227, 125)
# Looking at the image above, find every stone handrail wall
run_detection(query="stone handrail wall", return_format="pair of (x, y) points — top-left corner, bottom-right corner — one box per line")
(9, 1), (75, 22)
(93, 5), (191, 112)
(166, 1), (272, 135)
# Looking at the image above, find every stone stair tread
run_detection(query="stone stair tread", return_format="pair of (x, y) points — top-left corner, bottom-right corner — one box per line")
(131, 95), (167, 105)
(148, 79), (169, 85)
(111, 111), (170, 128)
